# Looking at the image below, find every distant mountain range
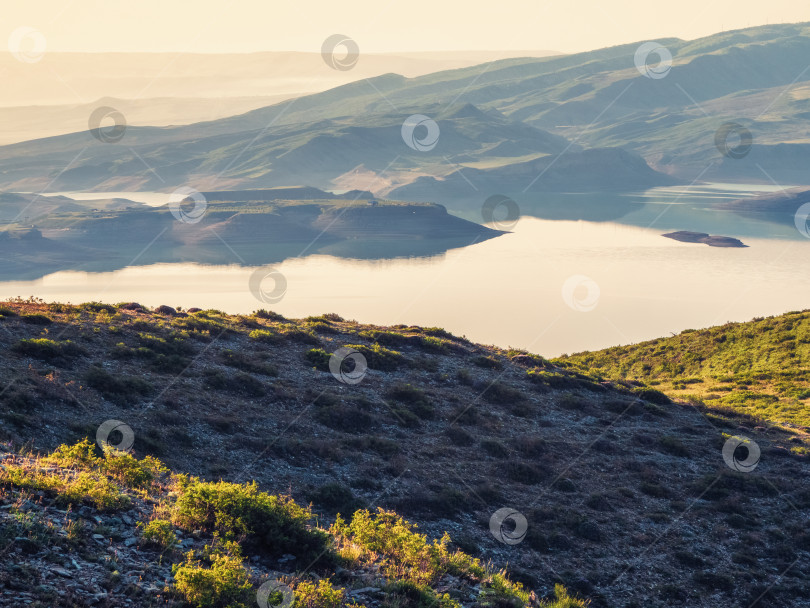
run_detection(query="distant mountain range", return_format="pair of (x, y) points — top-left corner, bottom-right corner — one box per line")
(3, 23), (810, 197)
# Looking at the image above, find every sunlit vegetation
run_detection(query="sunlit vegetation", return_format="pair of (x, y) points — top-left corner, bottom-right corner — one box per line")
(1, 441), (584, 608)
(557, 310), (810, 428)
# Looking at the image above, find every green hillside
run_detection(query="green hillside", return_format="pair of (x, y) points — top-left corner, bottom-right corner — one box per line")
(556, 310), (810, 431)
(0, 299), (808, 606)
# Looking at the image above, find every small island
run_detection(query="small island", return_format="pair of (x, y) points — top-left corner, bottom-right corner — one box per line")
(662, 231), (747, 248)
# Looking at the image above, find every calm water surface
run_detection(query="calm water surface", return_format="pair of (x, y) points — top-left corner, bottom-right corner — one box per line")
(4, 184), (809, 357)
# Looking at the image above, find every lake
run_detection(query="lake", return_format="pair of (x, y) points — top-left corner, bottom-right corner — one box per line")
(3, 183), (809, 357)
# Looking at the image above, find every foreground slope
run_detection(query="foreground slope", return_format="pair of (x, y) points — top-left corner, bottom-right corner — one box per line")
(0, 301), (808, 607)
(0, 440), (583, 608)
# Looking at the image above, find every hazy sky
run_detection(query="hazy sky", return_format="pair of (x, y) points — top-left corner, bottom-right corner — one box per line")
(4, 0), (810, 54)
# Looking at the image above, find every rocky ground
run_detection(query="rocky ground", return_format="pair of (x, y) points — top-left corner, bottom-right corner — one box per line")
(0, 299), (808, 607)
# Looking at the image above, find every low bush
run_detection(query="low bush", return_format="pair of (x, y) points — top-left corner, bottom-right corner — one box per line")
(139, 519), (177, 551)
(445, 427), (475, 447)
(85, 366), (153, 403)
(472, 355), (503, 369)
(343, 343), (405, 371)
(305, 348), (332, 372)
(502, 462), (547, 485)
(294, 579), (345, 608)
(632, 386), (671, 405)
(249, 328), (284, 344)
(315, 403), (375, 433)
(202, 370), (265, 398)
(253, 309), (287, 321)
(170, 478), (331, 562)
(387, 384), (434, 420)
(172, 545), (253, 608)
(137, 331), (194, 356)
(309, 483), (364, 517)
(21, 313), (52, 325)
(12, 338), (84, 361)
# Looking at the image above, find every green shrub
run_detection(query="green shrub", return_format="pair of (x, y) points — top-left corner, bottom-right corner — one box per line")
(537, 584), (588, 607)
(503, 462), (546, 485)
(202, 370), (266, 397)
(139, 519), (177, 551)
(45, 439), (98, 469)
(2, 457), (129, 511)
(480, 439), (509, 458)
(359, 329), (418, 347)
(101, 446), (167, 488)
(0, 305), (18, 317)
(315, 403), (374, 433)
(21, 313), (52, 325)
(659, 435), (689, 457)
(12, 338), (84, 361)
(85, 366), (153, 403)
(79, 302), (117, 313)
(417, 336), (452, 354)
(294, 579), (345, 608)
(249, 328), (284, 344)
(333, 508), (455, 586)
(445, 427), (475, 447)
(253, 309), (287, 321)
(172, 546), (253, 608)
(472, 355), (502, 369)
(387, 384), (434, 419)
(137, 331), (194, 356)
(173, 316), (226, 334)
(382, 580), (458, 608)
(280, 327), (320, 344)
(171, 478), (331, 562)
(343, 343), (405, 371)
(633, 387), (671, 405)
(309, 483), (363, 517)
(527, 370), (601, 392)
(481, 382), (524, 404)
(305, 348), (332, 371)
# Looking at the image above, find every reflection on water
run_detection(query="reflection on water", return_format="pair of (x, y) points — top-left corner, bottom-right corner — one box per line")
(447, 182), (803, 239)
(3, 211), (809, 357)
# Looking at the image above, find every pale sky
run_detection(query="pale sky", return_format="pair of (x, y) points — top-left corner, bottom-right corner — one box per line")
(4, 0), (810, 54)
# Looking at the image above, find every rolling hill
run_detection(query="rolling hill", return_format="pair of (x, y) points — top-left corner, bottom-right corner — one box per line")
(556, 310), (810, 430)
(5, 24), (810, 196)
(0, 301), (807, 607)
